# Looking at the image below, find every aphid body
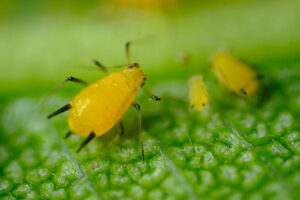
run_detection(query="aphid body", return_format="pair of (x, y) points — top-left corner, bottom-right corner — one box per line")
(212, 52), (258, 96)
(69, 65), (146, 137)
(188, 75), (208, 111)
(47, 42), (160, 157)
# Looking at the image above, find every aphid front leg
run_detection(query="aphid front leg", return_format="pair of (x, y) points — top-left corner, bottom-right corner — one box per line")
(92, 59), (108, 73)
(132, 103), (144, 163)
(77, 131), (96, 153)
(142, 88), (161, 101)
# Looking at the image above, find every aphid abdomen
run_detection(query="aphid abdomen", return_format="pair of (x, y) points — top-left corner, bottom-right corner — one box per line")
(68, 72), (140, 138)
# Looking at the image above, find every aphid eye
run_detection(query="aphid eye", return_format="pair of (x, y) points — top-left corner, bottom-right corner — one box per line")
(128, 63), (139, 69)
(132, 62), (139, 68)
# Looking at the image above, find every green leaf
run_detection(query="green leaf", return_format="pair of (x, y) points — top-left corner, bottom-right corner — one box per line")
(1, 64), (300, 199)
(1, 1), (300, 199)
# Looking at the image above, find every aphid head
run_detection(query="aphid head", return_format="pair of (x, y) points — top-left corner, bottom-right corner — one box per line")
(126, 62), (147, 87)
(128, 62), (140, 69)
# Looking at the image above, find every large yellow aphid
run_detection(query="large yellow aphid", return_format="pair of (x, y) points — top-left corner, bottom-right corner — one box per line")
(188, 75), (209, 112)
(47, 42), (160, 161)
(212, 52), (259, 96)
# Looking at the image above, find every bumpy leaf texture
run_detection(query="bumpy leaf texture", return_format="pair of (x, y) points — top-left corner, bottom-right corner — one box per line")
(0, 64), (300, 200)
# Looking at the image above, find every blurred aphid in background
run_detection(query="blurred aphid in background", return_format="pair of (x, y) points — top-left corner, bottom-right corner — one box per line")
(188, 75), (209, 112)
(211, 52), (260, 96)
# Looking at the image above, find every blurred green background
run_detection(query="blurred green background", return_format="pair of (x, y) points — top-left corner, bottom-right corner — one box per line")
(0, 0), (300, 199)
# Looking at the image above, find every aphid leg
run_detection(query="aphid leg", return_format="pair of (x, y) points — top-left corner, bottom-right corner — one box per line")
(76, 132), (96, 153)
(42, 77), (87, 107)
(51, 77), (87, 91)
(132, 103), (144, 163)
(257, 75), (264, 80)
(47, 104), (71, 119)
(125, 41), (132, 64)
(119, 121), (125, 136)
(92, 59), (108, 73)
(240, 89), (247, 95)
(74, 132), (120, 186)
(142, 88), (161, 101)
(64, 130), (72, 139)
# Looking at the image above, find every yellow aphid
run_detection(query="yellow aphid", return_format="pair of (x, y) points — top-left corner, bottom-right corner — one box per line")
(188, 75), (208, 111)
(47, 43), (160, 161)
(68, 66), (145, 137)
(212, 52), (258, 96)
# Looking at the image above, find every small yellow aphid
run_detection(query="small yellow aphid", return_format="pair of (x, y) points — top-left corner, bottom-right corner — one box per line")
(47, 42), (160, 161)
(212, 52), (259, 96)
(188, 75), (209, 111)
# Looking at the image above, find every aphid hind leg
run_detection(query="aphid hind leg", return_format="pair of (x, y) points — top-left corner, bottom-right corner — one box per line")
(132, 103), (144, 163)
(142, 88), (161, 101)
(77, 132), (96, 153)
(47, 104), (71, 119)
(119, 121), (125, 136)
(74, 132), (121, 186)
(64, 130), (72, 139)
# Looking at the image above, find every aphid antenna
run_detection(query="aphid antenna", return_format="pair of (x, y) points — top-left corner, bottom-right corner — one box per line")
(92, 59), (136, 73)
(125, 41), (132, 64)
(111, 64), (136, 68)
(125, 36), (155, 65)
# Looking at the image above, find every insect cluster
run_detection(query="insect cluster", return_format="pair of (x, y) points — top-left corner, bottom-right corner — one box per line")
(47, 42), (160, 162)
(47, 43), (260, 164)
(188, 52), (260, 112)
